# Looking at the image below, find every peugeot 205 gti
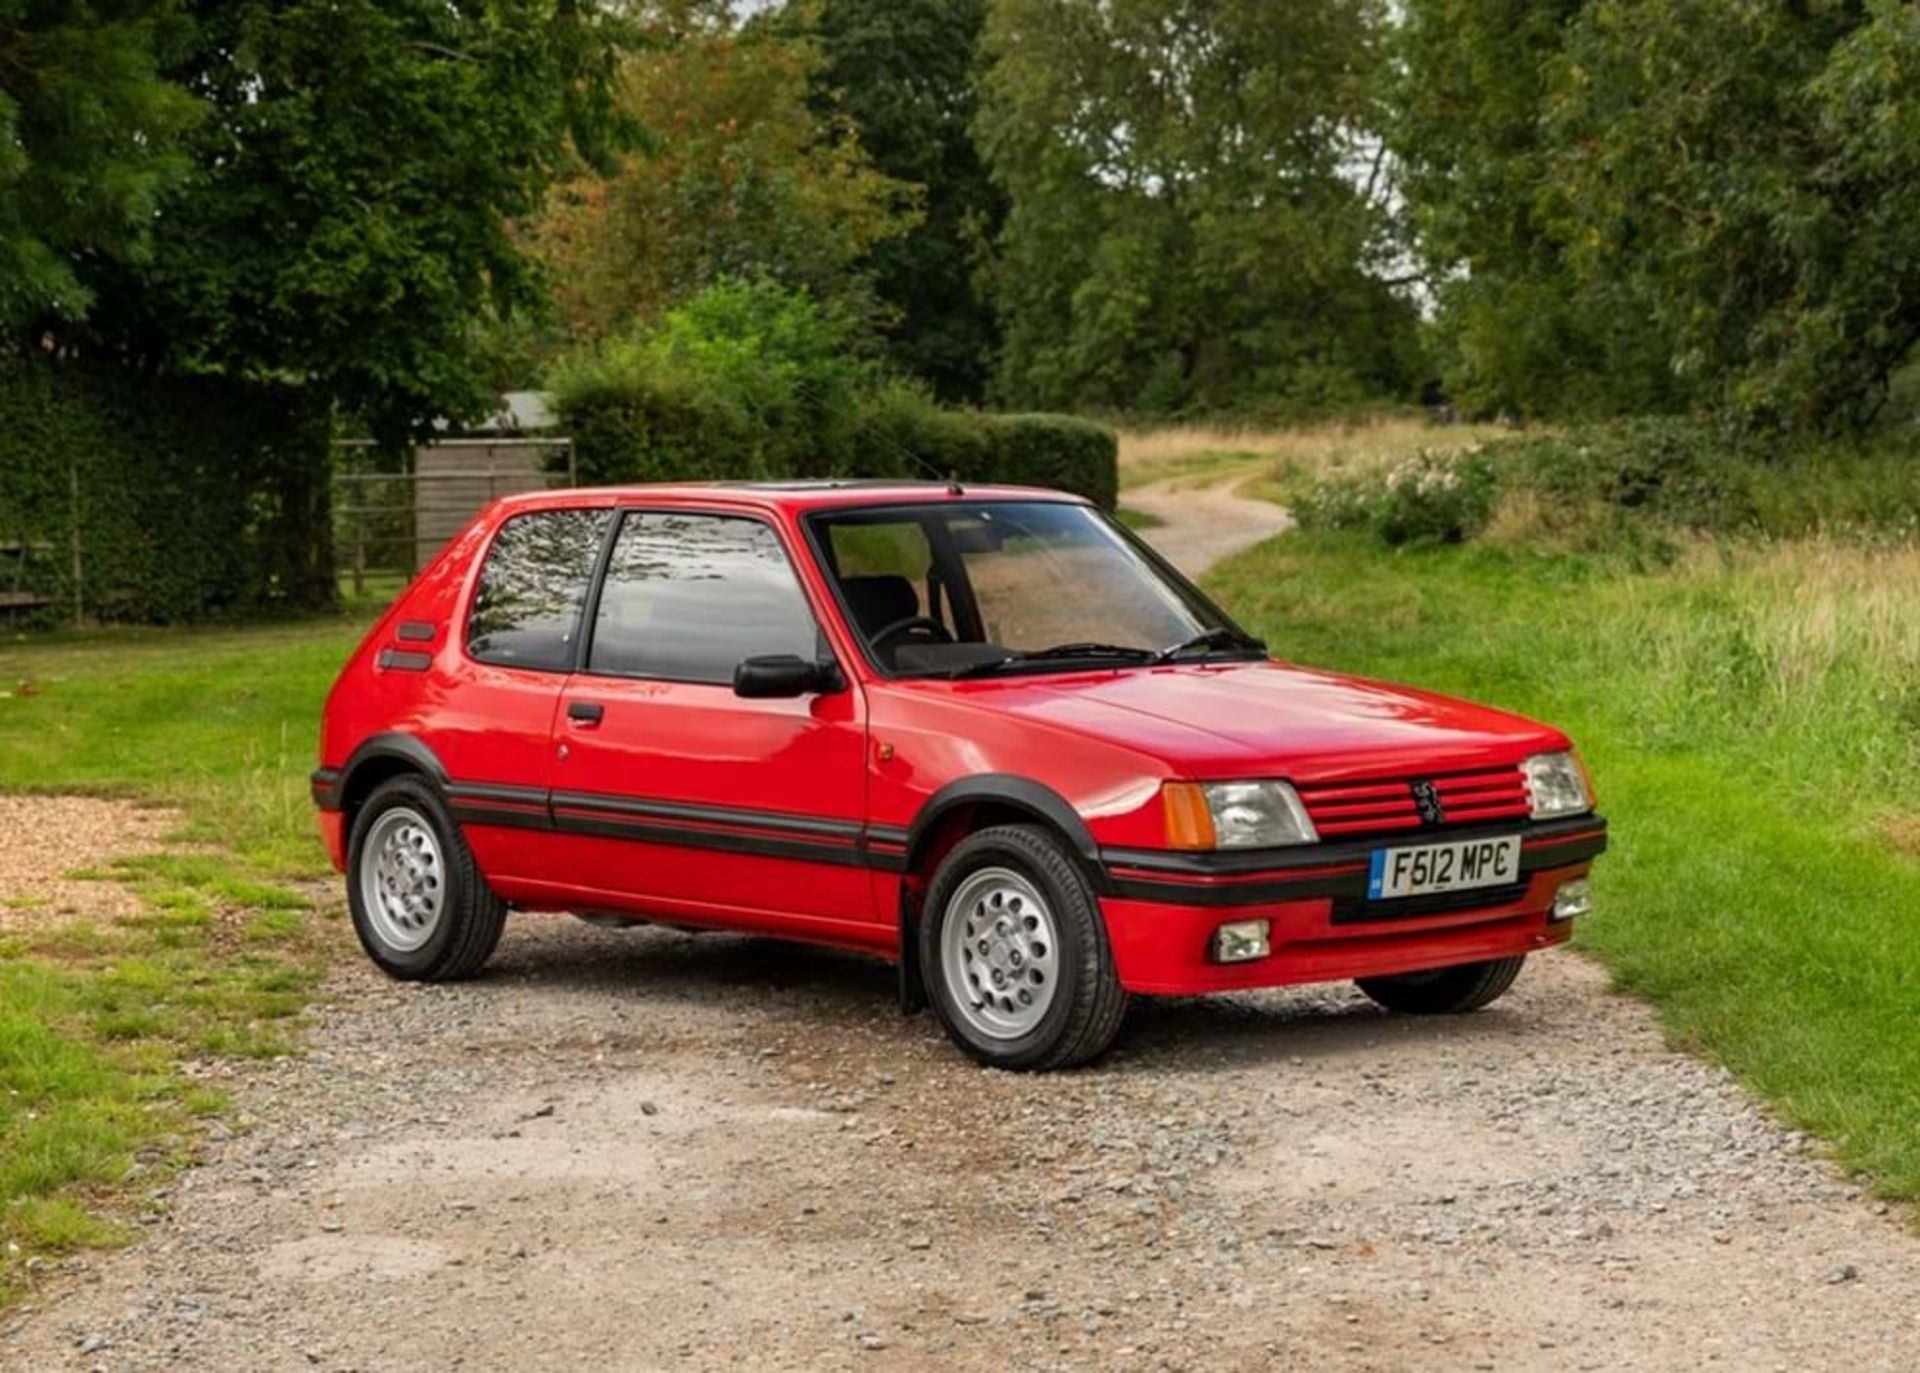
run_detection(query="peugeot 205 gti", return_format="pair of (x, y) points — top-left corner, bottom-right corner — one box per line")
(314, 481), (1606, 1070)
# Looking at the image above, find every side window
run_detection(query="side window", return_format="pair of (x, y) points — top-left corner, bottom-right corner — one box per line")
(588, 512), (819, 682)
(466, 509), (612, 670)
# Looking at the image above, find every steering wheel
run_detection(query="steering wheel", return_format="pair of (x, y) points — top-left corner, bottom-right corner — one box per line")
(870, 615), (955, 654)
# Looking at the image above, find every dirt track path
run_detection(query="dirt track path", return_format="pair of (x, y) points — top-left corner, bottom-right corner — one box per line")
(1125, 475), (1293, 578)
(7, 488), (1918, 1371)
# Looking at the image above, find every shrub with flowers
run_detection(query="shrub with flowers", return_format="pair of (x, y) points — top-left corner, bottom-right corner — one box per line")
(1295, 446), (1499, 545)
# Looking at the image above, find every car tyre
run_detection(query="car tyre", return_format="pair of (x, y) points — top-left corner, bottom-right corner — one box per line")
(919, 823), (1127, 1071)
(347, 774), (506, 981)
(1355, 955), (1525, 1015)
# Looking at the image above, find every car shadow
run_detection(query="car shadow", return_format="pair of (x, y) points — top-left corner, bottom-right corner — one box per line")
(473, 916), (1539, 1074)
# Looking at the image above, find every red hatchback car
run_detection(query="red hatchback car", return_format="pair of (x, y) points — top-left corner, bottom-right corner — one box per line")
(314, 481), (1606, 1069)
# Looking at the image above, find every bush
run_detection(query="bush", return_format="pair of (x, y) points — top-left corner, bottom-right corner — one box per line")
(1294, 447), (1499, 545)
(550, 280), (1119, 507)
(0, 352), (333, 623)
(1295, 416), (1920, 553)
(1498, 418), (1764, 533)
(552, 279), (873, 486)
(977, 413), (1121, 510)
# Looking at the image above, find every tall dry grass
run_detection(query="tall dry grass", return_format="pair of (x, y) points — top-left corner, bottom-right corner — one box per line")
(1115, 416), (1514, 494)
(1605, 538), (1920, 796)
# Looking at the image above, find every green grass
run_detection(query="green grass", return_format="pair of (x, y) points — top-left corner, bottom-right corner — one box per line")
(1208, 532), (1920, 1200)
(0, 613), (364, 1305)
(0, 615), (373, 873)
(0, 867), (325, 1306)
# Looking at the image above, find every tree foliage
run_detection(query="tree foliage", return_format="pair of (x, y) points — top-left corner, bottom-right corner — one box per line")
(0, 1), (200, 329)
(6, 1), (631, 450)
(551, 277), (1117, 505)
(975, 0), (1422, 414)
(806, 0), (1003, 401)
(530, 2), (917, 349)
(109, 0), (632, 445)
(1396, 0), (1920, 432)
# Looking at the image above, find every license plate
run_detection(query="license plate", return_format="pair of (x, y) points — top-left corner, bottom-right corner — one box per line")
(1367, 834), (1522, 900)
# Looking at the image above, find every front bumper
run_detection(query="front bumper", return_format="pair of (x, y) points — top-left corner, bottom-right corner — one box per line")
(1097, 815), (1605, 995)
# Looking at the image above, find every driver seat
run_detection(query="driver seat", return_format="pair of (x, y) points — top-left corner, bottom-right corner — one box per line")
(840, 575), (920, 641)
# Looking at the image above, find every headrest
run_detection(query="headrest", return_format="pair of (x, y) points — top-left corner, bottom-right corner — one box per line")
(840, 575), (919, 635)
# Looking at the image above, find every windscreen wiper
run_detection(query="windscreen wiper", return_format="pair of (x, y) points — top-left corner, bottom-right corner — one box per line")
(1026, 641), (1155, 662)
(944, 642), (1154, 679)
(1148, 626), (1267, 665)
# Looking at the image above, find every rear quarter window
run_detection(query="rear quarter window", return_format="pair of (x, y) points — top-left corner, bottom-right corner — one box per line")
(466, 509), (612, 670)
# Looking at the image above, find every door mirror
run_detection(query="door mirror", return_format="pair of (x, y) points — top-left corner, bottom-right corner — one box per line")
(733, 654), (835, 699)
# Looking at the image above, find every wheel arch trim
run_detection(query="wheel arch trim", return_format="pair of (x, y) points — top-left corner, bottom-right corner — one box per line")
(317, 733), (450, 814)
(899, 775), (1113, 896)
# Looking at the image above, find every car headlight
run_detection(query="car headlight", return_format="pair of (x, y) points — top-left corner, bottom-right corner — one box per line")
(1522, 751), (1591, 819)
(1163, 780), (1318, 850)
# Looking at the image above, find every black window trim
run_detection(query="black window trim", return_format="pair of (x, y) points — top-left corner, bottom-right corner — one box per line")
(799, 498), (1253, 682)
(576, 505), (846, 691)
(461, 504), (620, 676)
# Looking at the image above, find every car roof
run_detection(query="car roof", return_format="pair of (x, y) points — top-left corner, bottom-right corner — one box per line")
(486, 479), (1092, 517)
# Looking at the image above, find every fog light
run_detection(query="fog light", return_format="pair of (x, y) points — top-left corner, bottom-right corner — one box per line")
(1551, 878), (1594, 923)
(1211, 919), (1271, 963)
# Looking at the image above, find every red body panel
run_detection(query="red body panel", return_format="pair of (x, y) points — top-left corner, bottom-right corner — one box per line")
(315, 482), (1603, 997)
(541, 676), (874, 928)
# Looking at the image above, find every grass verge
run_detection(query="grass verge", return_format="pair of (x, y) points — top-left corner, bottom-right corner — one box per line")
(1, 616), (372, 875)
(0, 613), (366, 1307)
(1208, 531), (1920, 1200)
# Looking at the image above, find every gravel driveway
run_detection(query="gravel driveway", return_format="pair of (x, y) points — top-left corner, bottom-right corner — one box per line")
(6, 484), (1914, 1371)
(4, 921), (1916, 1371)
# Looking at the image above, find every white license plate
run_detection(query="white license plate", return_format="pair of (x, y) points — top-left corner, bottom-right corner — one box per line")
(1367, 834), (1522, 900)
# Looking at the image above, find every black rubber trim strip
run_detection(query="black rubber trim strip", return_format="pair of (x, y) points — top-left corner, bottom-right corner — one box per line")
(549, 809), (868, 867)
(447, 781), (550, 807)
(456, 788), (904, 869)
(1103, 816), (1607, 908)
(1101, 814), (1607, 877)
(1106, 870), (1365, 906)
(450, 801), (555, 832)
(904, 775), (1112, 894)
(315, 733), (450, 814)
(376, 648), (433, 671)
(549, 790), (865, 841)
(395, 620), (436, 642)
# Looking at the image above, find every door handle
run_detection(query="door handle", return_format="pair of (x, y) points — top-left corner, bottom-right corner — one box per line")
(567, 701), (604, 724)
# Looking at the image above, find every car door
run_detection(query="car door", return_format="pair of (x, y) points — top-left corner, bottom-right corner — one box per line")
(431, 503), (613, 885)
(545, 507), (877, 941)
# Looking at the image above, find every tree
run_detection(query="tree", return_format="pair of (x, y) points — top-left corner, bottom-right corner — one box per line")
(1388, 0), (1678, 419)
(806, 0), (1003, 401)
(0, 1), (200, 329)
(975, 0), (1422, 414)
(1545, 0), (1920, 431)
(530, 2), (917, 350)
(1395, 0), (1920, 432)
(70, 0), (633, 446)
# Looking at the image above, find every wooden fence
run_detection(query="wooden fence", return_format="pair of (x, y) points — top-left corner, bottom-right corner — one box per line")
(332, 438), (574, 596)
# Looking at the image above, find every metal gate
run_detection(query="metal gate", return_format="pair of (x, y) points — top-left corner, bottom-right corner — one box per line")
(332, 438), (574, 597)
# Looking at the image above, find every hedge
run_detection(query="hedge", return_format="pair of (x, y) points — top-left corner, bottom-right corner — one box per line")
(0, 352), (334, 624)
(557, 371), (1119, 510)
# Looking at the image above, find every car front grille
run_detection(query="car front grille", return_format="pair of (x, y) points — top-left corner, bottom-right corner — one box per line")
(1296, 765), (1532, 840)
